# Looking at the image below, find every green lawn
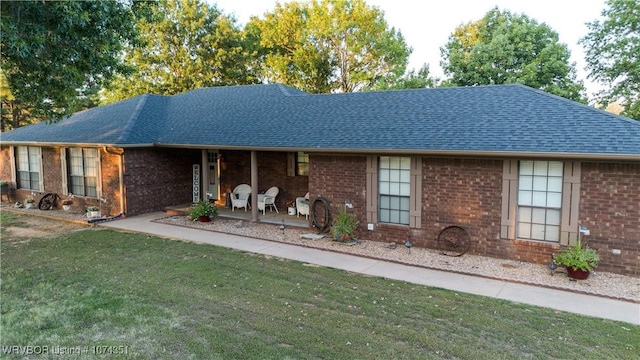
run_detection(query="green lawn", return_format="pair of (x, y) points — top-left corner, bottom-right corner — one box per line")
(1, 213), (638, 359)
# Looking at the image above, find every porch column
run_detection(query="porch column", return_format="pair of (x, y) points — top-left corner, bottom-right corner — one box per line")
(251, 150), (258, 222)
(201, 149), (209, 202)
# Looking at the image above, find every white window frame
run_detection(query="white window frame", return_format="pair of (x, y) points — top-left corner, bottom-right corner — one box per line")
(15, 146), (43, 191)
(66, 147), (101, 198)
(516, 160), (563, 242)
(501, 159), (580, 245)
(378, 156), (411, 225)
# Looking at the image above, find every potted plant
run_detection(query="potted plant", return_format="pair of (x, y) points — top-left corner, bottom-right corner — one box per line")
(25, 198), (35, 209)
(189, 200), (218, 222)
(87, 206), (100, 218)
(553, 238), (600, 280)
(286, 200), (296, 216)
(331, 208), (358, 242)
(61, 199), (73, 211)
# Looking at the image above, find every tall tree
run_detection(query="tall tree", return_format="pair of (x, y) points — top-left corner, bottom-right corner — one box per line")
(250, 0), (411, 93)
(102, 0), (256, 103)
(581, 0), (640, 120)
(440, 7), (586, 102)
(0, 0), (139, 130)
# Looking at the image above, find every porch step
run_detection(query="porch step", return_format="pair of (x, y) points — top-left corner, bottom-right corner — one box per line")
(164, 204), (191, 216)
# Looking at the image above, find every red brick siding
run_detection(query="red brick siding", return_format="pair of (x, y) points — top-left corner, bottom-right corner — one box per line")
(309, 155), (640, 277)
(0, 146), (14, 201)
(309, 154), (368, 236)
(579, 162), (640, 276)
(123, 148), (199, 216)
(0, 146), (121, 215)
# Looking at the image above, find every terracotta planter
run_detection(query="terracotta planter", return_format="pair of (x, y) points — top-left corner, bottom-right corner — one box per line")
(567, 267), (591, 280)
(197, 215), (211, 222)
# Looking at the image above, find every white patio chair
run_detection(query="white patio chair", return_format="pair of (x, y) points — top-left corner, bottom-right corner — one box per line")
(231, 184), (251, 211)
(257, 186), (279, 215)
(296, 192), (310, 219)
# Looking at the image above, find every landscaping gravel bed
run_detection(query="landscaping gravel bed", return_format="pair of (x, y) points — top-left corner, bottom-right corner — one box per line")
(3, 204), (637, 303)
(155, 215), (640, 303)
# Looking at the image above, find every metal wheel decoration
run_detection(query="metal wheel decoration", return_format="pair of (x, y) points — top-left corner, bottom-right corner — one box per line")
(437, 226), (471, 257)
(38, 193), (58, 210)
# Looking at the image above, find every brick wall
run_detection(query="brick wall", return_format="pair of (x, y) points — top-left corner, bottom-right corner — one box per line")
(0, 146), (121, 215)
(309, 155), (640, 277)
(309, 154), (367, 233)
(579, 162), (640, 276)
(123, 148), (199, 216)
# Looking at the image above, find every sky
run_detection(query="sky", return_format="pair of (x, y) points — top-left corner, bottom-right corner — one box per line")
(210, 0), (607, 98)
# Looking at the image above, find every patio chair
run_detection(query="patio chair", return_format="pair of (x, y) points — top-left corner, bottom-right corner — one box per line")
(231, 184), (251, 211)
(257, 186), (279, 215)
(296, 192), (310, 219)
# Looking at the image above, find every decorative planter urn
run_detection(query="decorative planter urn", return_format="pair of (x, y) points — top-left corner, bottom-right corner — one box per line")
(198, 215), (211, 222)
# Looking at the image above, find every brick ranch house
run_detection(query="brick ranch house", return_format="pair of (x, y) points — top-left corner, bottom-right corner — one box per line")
(1, 84), (639, 276)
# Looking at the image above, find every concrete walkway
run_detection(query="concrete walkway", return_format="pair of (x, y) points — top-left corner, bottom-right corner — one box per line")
(99, 212), (640, 326)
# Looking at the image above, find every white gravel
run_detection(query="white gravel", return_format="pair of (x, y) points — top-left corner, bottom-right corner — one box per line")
(155, 215), (640, 303)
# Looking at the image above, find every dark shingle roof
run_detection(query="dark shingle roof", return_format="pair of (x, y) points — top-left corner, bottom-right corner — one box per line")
(2, 83), (639, 158)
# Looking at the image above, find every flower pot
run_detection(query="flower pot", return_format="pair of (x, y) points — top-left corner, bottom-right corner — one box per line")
(567, 267), (591, 280)
(25, 203), (34, 209)
(197, 215), (211, 222)
(288, 207), (296, 216)
(63, 205), (72, 211)
(88, 211), (100, 218)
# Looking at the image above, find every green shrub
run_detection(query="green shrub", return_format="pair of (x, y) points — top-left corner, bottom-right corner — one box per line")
(554, 239), (600, 272)
(331, 208), (357, 242)
(189, 200), (218, 221)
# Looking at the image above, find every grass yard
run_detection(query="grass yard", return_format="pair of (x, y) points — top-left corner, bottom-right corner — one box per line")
(1, 212), (638, 359)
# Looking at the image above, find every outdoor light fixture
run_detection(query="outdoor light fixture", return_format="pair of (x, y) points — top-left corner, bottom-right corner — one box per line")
(405, 238), (413, 253)
(280, 219), (285, 232)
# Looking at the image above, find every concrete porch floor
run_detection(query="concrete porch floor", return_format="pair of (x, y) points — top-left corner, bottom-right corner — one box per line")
(165, 203), (311, 228)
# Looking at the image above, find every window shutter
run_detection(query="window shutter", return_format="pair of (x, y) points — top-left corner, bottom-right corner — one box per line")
(96, 148), (103, 199)
(287, 152), (295, 177)
(501, 160), (518, 239)
(35, 147), (44, 192)
(409, 157), (422, 228)
(9, 147), (16, 188)
(560, 161), (581, 245)
(366, 156), (378, 224)
(60, 148), (68, 195)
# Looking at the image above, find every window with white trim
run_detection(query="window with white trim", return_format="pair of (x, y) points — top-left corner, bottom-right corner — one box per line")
(16, 146), (41, 190)
(296, 152), (309, 176)
(517, 160), (563, 242)
(379, 156), (411, 225)
(68, 148), (99, 197)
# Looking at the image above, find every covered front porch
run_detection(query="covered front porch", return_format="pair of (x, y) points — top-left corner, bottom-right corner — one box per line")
(165, 203), (310, 228)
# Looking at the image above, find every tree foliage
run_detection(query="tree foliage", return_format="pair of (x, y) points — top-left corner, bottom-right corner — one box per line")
(581, 0), (640, 120)
(101, 0), (257, 104)
(370, 64), (438, 91)
(440, 7), (586, 102)
(249, 0), (411, 93)
(0, 0), (139, 129)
